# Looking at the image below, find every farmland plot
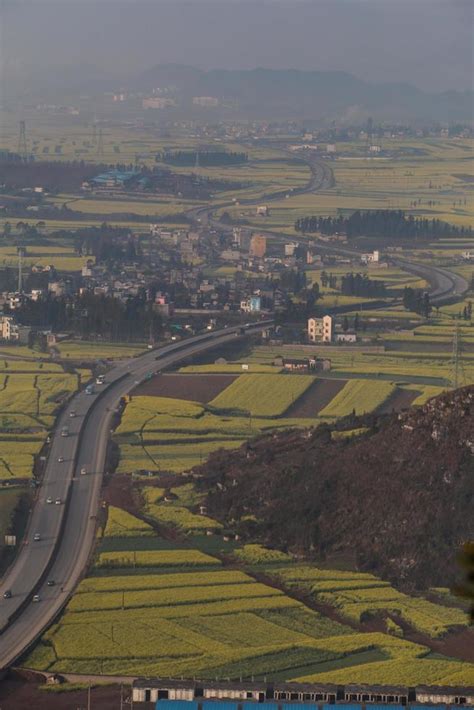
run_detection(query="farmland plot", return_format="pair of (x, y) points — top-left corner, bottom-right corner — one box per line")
(318, 379), (395, 418)
(210, 374), (315, 416)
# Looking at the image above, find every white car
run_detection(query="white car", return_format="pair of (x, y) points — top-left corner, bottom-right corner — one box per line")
(32, 594), (40, 603)
(55, 498), (61, 505)
(33, 533), (41, 542)
(69, 411), (76, 418)
(46, 497), (53, 504)
(57, 456), (64, 463)
(80, 467), (87, 475)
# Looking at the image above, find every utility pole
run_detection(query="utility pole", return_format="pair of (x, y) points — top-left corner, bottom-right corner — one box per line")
(17, 247), (25, 293)
(97, 128), (104, 157)
(365, 116), (373, 153)
(450, 322), (465, 389)
(18, 120), (28, 161)
(87, 683), (91, 710)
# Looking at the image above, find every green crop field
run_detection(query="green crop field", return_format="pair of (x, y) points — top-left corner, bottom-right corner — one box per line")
(233, 544), (293, 565)
(318, 379), (395, 418)
(0, 360), (85, 478)
(0, 245), (93, 272)
(55, 340), (148, 360)
(25, 523), (474, 683)
(269, 565), (468, 638)
(96, 548), (221, 569)
(210, 374), (315, 416)
(114, 394), (318, 474)
(103, 506), (155, 538)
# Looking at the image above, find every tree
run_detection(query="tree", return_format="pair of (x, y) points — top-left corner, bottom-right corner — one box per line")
(342, 316), (349, 332)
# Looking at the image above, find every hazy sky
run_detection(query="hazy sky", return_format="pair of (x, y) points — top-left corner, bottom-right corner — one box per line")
(1, 0), (473, 92)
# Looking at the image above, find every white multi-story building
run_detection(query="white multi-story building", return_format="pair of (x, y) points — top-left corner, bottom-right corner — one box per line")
(0, 315), (19, 341)
(308, 315), (333, 343)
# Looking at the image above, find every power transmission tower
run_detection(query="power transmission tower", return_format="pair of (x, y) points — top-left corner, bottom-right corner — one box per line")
(450, 322), (466, 389)
(365, 116), (373, 152)
(18, 121), (28, 161)
(97, 128), (104, 157)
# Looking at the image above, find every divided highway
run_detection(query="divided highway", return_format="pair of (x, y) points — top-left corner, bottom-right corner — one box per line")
(187, 151), (467, 307)
(0, 322), (272, 670)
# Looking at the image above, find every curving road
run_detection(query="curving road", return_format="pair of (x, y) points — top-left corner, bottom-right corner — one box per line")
(187, 149), (467, 307)
(0, 322), (272, 670)
(391, 257), (468, 305)
(0, 149), (467, 672)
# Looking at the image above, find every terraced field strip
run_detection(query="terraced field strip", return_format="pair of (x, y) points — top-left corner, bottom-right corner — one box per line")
(210, 374), (316, 417)
(318, 379), (396, 419)
(0, 366), (83, 477)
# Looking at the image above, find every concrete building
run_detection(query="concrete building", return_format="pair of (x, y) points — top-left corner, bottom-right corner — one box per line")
(240, 295), (261, 313)
(0, 315), (19, 341)
(361, 250), (380, 264)
(308, 315), (333, 343)
(142, 97), (176, 109)
(256, 205), (269, 216)
(335, 331), (357, 343)
(249, 234), (267, 258)
(285, 242), (298, 256)
(0, 315), (31, 344)
(192, 96), (219, 107)
(326, 143), (336, 153)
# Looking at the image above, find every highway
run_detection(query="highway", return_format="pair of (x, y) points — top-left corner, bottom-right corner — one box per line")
(186, 150), (467, 307)
(0, 149), (467, 672)
(0, 322), (272, 669)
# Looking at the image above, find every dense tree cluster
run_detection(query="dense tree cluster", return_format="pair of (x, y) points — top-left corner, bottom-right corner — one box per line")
(340, 272), (387, 298)
(403, 287), (432, 317)
(14, 292), (162, 342)
(160, 150), (248, 167)
(295, 210), (470, 240)
(71, 224), (141, 263)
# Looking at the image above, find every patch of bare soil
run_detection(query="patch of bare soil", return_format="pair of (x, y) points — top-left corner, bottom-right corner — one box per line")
(284, 378), (347, 417)
(0, 673), (141, 710)
(376, 387), (418, 415)
(133, 373), (237, 402)
(102, 473), (141, 515)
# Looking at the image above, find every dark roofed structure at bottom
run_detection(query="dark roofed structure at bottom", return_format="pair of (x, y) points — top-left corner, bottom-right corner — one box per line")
(131, 679), (474, 707)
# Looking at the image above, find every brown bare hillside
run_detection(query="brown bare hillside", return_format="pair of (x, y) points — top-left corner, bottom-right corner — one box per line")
(199, 386), (474, 590)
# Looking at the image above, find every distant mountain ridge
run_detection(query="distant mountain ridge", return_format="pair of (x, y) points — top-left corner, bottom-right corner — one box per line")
(135, 64), (474, 121)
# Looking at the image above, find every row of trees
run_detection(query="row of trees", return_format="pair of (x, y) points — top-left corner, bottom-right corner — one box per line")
(340, 272), (387, 298)
(160, 150), (248, 166)
(295, 210), (470, 240)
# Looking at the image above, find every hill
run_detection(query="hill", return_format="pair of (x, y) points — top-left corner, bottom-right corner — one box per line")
(135, 64), (474, 121)
(200, 386), (473, 590)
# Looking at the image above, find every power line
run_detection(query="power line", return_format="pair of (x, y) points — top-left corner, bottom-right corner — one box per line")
(97, 128), (104, 157)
